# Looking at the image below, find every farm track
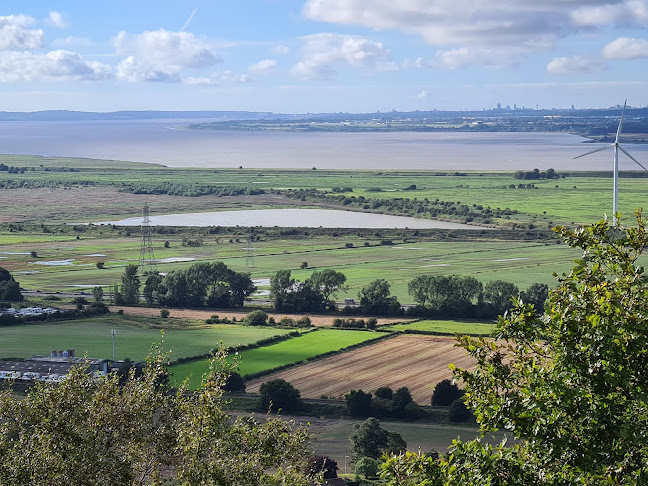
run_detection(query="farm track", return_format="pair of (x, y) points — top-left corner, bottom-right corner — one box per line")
(246, 334), (475, 405)
(105, 305), (409, 328)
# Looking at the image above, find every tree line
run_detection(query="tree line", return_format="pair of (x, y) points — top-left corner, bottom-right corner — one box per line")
(113, 262), (256, 308)
(269, 268), (548, 319)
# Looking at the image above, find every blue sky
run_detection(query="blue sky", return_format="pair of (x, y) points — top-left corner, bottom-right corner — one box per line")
(1, 1), (648, 113)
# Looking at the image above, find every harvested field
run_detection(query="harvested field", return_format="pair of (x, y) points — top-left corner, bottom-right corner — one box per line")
(108, 305), (408, 328)
(246, 334), (475, 405)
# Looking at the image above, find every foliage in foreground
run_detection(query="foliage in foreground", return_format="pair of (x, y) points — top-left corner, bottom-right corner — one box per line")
(381, 212), (648, 485)
(0, 344), (312, 486)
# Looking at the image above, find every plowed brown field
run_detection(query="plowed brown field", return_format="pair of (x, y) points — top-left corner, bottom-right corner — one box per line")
(246, 334), (475, 405)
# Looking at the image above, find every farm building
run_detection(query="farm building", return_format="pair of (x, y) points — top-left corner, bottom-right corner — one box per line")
(0, 351), (109, 383)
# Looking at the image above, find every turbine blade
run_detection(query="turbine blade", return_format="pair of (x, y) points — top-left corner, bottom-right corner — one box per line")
(573, 144), (613, 159)
(616, 100), (627, 144)
(618, 145), (648, 171)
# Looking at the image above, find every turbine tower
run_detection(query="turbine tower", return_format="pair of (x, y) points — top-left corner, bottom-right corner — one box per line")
(573, 100), (648, 224)
(139, 203), (158, 275)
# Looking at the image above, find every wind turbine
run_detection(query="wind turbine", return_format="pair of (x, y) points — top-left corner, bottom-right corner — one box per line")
(574, 100), (648, 224)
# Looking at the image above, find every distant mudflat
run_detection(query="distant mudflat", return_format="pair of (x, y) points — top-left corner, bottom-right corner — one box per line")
(98, 208), (489, 230)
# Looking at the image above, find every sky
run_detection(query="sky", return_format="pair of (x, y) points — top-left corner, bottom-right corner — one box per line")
(1, 1), (648, 113)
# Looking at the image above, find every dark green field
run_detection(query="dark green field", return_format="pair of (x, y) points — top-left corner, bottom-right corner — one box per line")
(0, 316), (294, 362)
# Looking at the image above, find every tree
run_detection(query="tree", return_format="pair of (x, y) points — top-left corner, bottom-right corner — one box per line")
(355, 456), (381, 479)
(119, 264), (140, 305)
(0, 267), (22, 301)
(92, 286), (104, 302)
(308, 269), (347, 307)
(345, 389), (372, 417)
(358, 279), (401, 315)
(305, 455), (338, 479)
(520, 282), (549, 313)
(223, 371), (246, 393)
(375, 386), (393, 401)
(349, 417), (406, 460)
(482, 279), (519, 315)
(259, 378), (301, 412)
(0, 345), (312, 485)
(394, 213), (648, 484)
(392, 387), (413, 417)
(142, 272), (163, 304)
(270, 269), (294, 311)
(431, 378), (461, 406)
(227, 270), (256, 307)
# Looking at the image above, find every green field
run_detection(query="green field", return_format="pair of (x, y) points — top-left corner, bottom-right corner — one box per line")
(170, 328), (383, 388)
(2, 234), (581, 303)
(0, 317), (294, 362)
(384, 319), (496, 336)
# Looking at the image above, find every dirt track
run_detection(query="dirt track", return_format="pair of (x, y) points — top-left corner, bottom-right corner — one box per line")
(108, 305), (409, 328)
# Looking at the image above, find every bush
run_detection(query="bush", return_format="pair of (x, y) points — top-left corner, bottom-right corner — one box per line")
(345, 389), (372, 417)
(259, 378), (301, 412)
(223, 372), (246, 393)
(305, 455), (338, 479)
(243, 310), (268, 326)
(448, 396), (472, 422)
(375, 386), (393, 401)
(160, 308), (170, 318)
(431, 378), (461, 406)
(355, 456), (381, 479)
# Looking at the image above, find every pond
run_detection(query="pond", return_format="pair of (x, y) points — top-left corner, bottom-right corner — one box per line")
(98, 208), (489, 230)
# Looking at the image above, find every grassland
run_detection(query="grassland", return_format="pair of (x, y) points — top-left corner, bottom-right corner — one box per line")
(0, 316), (294, 362)
(384, 319), (496, 335)
(170, 328), (383, 388)
(1, 154), (647, 226)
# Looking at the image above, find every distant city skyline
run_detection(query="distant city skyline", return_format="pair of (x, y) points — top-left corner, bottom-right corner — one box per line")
(0, 1), (647, 113)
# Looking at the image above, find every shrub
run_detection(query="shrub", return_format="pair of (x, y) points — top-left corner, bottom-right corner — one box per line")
(345, 389), (372, 417)
(243, 310), (268, 326)
(448, 396), (472, 422)
(305, 455), (338, 479)
(374, 386), (393, 401)
(160, 308), (170, 318)
(431, 378), (461, 406)
(223, 372), (246, 393)
(355, 457), (381, 479)
(296, 316), (311, 327)
(259, 378), (301, 412)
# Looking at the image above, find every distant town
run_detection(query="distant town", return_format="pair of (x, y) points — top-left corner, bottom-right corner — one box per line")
(1, 105), (644, 142)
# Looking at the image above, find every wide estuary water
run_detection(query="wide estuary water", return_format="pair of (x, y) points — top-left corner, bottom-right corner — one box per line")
(2, 119), (648, 171)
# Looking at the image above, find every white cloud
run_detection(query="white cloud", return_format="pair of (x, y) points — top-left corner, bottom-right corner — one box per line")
(602, 37), (648, 59)
(571, 1), (648, 27)
(272, 45), (290, 56)
(0, 50), (111, 82)
(546, 56), (605, 74)
(184, 71), (250, 86)
(418, 89), (430, 99)
(113, 29), (221, 82)
(249, 59), (277, 75)
(435, 47), (526, 70)
(0, 15), (43, 50)
(302, 1), (648, 67)
(292, 33), (397, 80)
(48, 11), (68, 29)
